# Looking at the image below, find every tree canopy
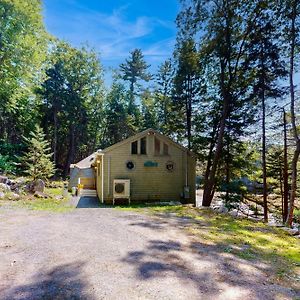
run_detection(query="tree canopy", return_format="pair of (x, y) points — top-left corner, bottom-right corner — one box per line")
(0, 0), (299, 226)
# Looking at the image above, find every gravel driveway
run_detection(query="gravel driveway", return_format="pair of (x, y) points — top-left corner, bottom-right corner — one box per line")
(0, 204), (298, 300)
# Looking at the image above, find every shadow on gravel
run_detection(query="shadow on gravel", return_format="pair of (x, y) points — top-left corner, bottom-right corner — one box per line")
(122, 218), (297, 300)
(3, 261), (94, 300)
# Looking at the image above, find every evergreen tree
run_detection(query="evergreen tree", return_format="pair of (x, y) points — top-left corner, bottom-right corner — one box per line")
(119, 49), (151, 131)
(177, 0), (265, 206)
(154, 59), (174, 135)
(140, 89), (158, 130)
(22, 125), (55, 180)
(244, 10), (287, 222)
(281, 0), (300, 226)
(39, 42), (105, 176)
(103, 82), (132, 146)
(173, 38), (201, 149)
(119, 49), (152, 96)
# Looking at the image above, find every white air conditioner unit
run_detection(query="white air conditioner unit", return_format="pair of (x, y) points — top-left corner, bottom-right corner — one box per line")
(113, 179), (130, 205)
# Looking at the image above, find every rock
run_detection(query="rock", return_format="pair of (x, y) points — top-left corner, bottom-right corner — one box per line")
(213, 205), (228, 213)
(0, 176), (8, 184)
(32, 179), (45, 193)
(34, 191), (49, 199)
(283, 227), (299, 236)
(8, 193), (20, 200)
(229, 209), (238, 217)
(0, 183), (10, 192)
(0, 191), (5, 199)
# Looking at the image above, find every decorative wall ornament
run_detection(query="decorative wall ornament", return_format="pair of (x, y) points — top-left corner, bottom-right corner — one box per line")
(144, 161), (158, 167)
(166, 161), (175, 172)
(126, 160), (135, 170)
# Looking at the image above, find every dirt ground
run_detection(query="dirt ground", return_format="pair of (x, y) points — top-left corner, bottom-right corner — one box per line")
(0, 203), (298, 300)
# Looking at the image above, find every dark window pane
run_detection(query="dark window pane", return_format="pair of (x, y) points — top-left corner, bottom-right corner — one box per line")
(131, 141), (138, 154)
(155, 137), (160, 155)
(141, 137), (147, 154)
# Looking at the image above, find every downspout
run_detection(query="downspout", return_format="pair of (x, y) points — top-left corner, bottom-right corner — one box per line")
(101, 154), (104, 204)
(108, 156), (110, 197)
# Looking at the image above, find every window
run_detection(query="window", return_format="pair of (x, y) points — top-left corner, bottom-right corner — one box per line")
(154, 137), (160, 155)
(141, 137), (147, 155)
(131, 141), (138, 154)
(163, 143), (169, 155)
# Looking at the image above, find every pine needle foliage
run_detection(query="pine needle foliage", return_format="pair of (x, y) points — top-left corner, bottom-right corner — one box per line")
(22, 125), (55, 180)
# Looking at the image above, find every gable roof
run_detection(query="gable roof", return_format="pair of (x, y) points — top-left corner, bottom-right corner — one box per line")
(100, 128), (195, 156)
(70, 152), (98, 169)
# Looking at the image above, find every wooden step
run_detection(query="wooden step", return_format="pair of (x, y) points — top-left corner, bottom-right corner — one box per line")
(79, 189), (97, 197)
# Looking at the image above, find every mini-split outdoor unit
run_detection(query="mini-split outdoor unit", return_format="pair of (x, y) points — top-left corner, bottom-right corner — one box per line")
(113, 179), (130, 205)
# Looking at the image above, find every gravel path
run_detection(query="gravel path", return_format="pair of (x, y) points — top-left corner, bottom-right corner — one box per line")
(0, 205), (298, 300)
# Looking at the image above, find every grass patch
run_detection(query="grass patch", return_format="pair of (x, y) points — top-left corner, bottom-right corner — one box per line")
(18, 196), (73, 212)
(122, 204), (300, 285)
(0, 187), (73, 213)
(44, 187), (63, 196)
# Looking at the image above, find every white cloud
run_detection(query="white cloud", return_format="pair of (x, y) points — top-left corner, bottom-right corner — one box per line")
(44, 1), (176, 73)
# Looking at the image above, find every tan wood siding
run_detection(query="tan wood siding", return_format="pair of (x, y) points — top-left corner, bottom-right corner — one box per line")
(96, 133), (196, 204)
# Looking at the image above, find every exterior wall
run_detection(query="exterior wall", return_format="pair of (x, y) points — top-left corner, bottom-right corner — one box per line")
(96, 133), (196, 204)
(68, 167), (95, 190)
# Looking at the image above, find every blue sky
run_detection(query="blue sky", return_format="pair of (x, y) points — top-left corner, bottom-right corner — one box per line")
(42, 0), (179, 83)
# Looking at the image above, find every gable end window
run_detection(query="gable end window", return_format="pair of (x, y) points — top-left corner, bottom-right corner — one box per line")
(131, 141), (138, 154)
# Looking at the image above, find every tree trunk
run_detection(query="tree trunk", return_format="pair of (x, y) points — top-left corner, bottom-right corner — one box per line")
(204, 123), (218, 187)
(287, 142), (300, 226)
(63, 124), (75, 178)
(262, 89), (268, 223)
(283, 108), (289, 223)
(185, 76), (192, 150)
(53, 108), (58, 166)
(279, 172), (284, 223)
(202, 93), (230, 206)
(225, 134), (230, 202)
(286, 0), (299, 227)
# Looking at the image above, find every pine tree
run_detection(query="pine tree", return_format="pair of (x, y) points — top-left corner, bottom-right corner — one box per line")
(119, 49), (152, 97)
(244, 10), (287, 222)
(140, 89), (158, 130)
(281, 0), (300, 226)
(103, 82), (132, 146)
(177, 0), (264, 206)
(119, 49), (151, 131)
(155, 59), (174, 135)
(39, 42), (105, 176)
(22, 125), (55, 180)
(173, 38), (201, 149)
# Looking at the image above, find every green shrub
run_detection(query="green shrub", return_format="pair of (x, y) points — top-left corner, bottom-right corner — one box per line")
(0, 154), (16, 174)
(293, 208), (300, 224)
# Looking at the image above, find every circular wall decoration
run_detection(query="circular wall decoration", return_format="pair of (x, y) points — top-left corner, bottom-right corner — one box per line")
(166, 161), (175, 172)
(126, 160), (135, 170)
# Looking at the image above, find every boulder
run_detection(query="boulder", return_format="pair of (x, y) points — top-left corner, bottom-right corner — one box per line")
(283, 227), (299, 236)
(8, 193), (20, 200)
(0, 191), (5, 199)
(0, 176), (8, 184)
(32, 179), (45, 193)
(0, 183), (10, 192)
